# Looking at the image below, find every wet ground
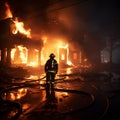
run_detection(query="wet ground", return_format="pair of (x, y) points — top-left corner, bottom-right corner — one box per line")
(0, 65), (120, 120)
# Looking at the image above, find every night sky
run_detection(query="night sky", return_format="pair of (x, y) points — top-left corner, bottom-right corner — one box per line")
(0, 0), (120, 63)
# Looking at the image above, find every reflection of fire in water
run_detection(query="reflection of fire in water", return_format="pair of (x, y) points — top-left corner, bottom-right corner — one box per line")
(2, 88), (28, 101)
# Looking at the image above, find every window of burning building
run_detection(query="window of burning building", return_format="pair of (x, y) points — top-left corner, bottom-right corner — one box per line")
(59, 48), (67, 64)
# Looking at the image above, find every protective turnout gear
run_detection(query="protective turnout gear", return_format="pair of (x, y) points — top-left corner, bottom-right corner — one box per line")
(45, 53), (58, 84)
(49, 53), (55, 59)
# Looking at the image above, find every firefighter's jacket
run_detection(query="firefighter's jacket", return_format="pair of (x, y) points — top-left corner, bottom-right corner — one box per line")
(45, 58), (58, 74)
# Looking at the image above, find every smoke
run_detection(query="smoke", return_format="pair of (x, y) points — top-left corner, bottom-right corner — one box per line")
(2, 0), (120, 64)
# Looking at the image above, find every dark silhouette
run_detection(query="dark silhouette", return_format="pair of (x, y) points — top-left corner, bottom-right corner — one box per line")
(45, 53), (58, 84)
(44, 83), (58, 110)
(45, 83), (57, 103)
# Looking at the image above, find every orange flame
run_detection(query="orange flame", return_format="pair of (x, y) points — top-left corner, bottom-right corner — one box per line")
(13, 17), (31, 38)
(5, 2), (13, 18)
(3, 88), (27, 101)
(11, 45), (39, 67)
(61, 54), (65, 60)
(5, 2), (31, 38)
(5, 3), (73, 67)
(59, 44), (71, 65)
(41, 39), (73, 66)
(11, 45), (28, 64)
(4, 3), (35, 66)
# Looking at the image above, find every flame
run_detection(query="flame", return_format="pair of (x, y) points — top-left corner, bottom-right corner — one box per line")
(17, 88), (27, 99)
(5, 2), (31, 38)
(67, 61), (73, 66)
(11, 48), (16, 60)
(11, 45), (39, 67)
(26, 75), (39, 80)
(61, 54), (65, 60)
(4, 2), (32, 65)
(10, 40), (74, 67)
(40, 38), (60, 65)
(40, 38), (73, 66)
(5, 3), (74, 67)
(27, 62), (38, 67)
(13, 17), (31, 38)
(11, 45), (28, 64)
(10, 93), (15, 100)
(4, 3), (34, 65)
(58, 44), (73, 65)
(18, 46), (27, 63)
(5, 2), (13, 18)
(3, 88), (27, 101)
(4, 3), (36, 66)
(27, 49), (39, 67)
(11, 37), (73, 67)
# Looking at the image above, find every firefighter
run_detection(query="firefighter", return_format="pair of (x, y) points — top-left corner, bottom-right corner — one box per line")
(45, 53), (58, 85)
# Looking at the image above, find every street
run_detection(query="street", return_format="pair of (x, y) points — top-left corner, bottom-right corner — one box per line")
(0, 66), (120, 120)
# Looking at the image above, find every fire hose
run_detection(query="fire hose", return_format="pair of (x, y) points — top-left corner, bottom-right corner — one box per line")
(0, 74), (109, 120)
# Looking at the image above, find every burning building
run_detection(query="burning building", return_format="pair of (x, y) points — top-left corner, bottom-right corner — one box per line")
(0, 2), (43, 67)
(0, 17), (43, 66)
(0, 2), (84, 67)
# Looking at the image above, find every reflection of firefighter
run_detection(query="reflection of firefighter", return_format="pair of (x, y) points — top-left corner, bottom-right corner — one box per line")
(45, 53), (58, 84)
(43, 83), (57, 110)
(45, 83), (57, 103)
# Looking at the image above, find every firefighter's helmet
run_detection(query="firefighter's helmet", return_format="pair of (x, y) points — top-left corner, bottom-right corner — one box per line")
(49, 53), (55, 58)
